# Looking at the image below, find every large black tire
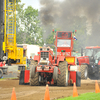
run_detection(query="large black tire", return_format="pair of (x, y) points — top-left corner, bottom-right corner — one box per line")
(57, 61), (68, 86)
(94, 72), (99, 80)
(30, 65), (36, 78)
(94, 65), (100, 80)
(53, 67), (58, 83)
(0, 69), (3, 78)
(30, 60), (39, 86)
(76, 72), (81, 87)
(88, 65), (100, 80)
(80, 65), (88, 79)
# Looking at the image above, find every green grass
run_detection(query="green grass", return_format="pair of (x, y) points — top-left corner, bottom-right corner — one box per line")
(56, 92), (100, 100)
(0, 78), (6, 80)
(0, 77), (18, 81)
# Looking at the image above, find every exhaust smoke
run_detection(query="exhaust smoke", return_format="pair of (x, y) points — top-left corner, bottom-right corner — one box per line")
(39, 0), (100, 46)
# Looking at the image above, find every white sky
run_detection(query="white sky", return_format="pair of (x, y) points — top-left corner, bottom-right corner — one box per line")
(21, 0), (41, 10)
(21, 0), (65, 10)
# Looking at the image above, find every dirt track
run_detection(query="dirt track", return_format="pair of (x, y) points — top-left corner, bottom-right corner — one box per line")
(0, 79), (100, 100)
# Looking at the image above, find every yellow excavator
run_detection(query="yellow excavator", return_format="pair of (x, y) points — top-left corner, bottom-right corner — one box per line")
(0, 0), (26, 74)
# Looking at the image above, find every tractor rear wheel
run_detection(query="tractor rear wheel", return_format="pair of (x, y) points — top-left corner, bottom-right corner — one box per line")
(30, 60), (39, 86)
(30, 65), (36, 78)
(57, 61), (68, 86)
(94, 71), (99, 79)
(0, 69), (3, 78)
(80, 65), (88, 79)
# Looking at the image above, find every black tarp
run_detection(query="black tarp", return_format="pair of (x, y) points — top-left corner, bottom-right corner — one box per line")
(0, 0), (4, 60)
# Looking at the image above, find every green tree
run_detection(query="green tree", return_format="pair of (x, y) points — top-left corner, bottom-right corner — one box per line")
(73, 29), (88, 52)
(16, 4), (44, 46)
(46, 32), (55, 45)
(70, 16), (88, 52)
(46, 28), (61, 45)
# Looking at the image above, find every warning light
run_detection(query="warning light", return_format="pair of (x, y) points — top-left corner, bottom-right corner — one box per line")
(61, 50), (63, 52)
(52, 29), (57, 33)
(52, 29), (54, 33)
(73, 30), (77, 34)
(61, 50), (65, 52)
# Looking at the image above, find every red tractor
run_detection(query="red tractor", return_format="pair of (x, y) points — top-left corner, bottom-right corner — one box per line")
(77, 46), (100, 80)
(19, 31), (81, 86)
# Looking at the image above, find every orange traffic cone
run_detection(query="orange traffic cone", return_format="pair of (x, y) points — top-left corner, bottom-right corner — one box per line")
(44, 84), (50, 100)
(73, 83), (78, 97)
(11, 87), (17, 100)
(95, 80), (100, 93)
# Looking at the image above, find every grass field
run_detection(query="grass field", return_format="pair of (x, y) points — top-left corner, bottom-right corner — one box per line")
(56, 92), (100, 100)
(0, 77), (18, 81)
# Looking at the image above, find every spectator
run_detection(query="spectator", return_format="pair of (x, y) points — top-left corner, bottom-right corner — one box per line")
(29, 56), (32, 64)
(26, 56), (29, 68)
(30, 56), (32, 60)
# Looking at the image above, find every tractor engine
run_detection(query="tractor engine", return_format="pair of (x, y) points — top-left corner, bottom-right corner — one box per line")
(36, 47), (55, 84)
(38, 47), (53, 69)
(39, 47), (50, 66)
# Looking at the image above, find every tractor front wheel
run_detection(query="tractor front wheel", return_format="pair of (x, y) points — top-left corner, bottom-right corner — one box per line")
(57, 61), (68, 86)
(30, 60), (39, 86)
(0, 69), (3, 78)
(30, 65), (36, 78)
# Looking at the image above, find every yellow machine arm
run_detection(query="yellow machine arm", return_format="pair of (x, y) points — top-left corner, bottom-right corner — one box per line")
(4, 0), (16, 56)
(3, 0), (26, 66)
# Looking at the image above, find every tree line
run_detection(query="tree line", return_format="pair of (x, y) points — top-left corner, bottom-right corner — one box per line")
(16, 1), (99, 52)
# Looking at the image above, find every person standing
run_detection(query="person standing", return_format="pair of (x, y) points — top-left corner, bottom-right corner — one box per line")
(26, 56), (29, 68)
(29, 56), (32, 64)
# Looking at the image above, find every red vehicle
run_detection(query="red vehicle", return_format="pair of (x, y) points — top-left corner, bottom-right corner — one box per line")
(77, 46), (100, 79)
(0, 61), (8, 78)
(19, 31), (81, 86)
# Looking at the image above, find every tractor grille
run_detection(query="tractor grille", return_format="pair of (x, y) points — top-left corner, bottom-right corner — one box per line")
(41, 52), (49, 60)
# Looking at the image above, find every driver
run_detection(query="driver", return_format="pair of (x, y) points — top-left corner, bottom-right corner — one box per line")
(62, 41), (69, 47)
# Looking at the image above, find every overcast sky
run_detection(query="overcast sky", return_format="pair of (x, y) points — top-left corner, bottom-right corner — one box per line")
(21, 0), (65, 10)
(21, 0), (41, 10)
